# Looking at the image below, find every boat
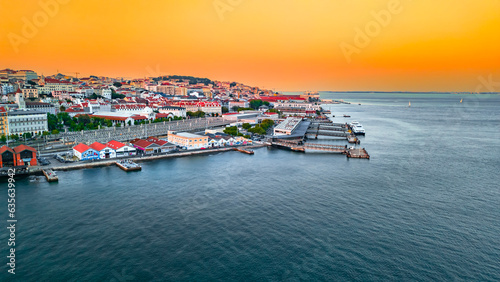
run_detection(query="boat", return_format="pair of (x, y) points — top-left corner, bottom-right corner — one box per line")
(343, 114), (350, 118)
(408, 101), (411, 107)
(349, 121), (366, 135)
(460, 99), (463, 103)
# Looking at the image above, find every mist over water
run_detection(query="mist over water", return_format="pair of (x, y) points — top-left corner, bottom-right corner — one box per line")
(1, 93), (499, 281)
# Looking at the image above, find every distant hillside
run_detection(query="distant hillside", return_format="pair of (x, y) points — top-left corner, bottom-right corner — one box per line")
(156, 75), (212, 85)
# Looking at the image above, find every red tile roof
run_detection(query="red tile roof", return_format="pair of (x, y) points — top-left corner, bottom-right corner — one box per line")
(13, 144), (37, 153)
(131, 139), (153, 149)
(73, 143), (92, 153)
(90, 115), (128, 121)
(89, 142), (107, 151)
(105, 140), (126, 150)
(131, 115), (147, 120)
(0, 145), (15, 154)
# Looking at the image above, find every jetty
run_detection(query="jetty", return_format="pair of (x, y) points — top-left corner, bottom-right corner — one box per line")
(269, 140), (369, 158)
(233, 148), (254, 155)
(42, 169), (58, 182)
(346, 148), (370, 159)
(116, 160), (141, 171)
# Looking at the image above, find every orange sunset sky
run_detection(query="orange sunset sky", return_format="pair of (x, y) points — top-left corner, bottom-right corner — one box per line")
(1, 0), (499, 92)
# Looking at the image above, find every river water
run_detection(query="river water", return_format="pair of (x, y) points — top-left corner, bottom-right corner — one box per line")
(1, 92), (499, 281)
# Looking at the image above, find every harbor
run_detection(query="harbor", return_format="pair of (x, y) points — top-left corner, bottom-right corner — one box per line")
(116, 160), (141, 171)
(268, 116), (370, 159)
(42, 169), (58, 182)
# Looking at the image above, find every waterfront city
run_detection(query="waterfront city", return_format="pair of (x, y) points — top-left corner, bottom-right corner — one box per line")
(1, 1), (500, 280)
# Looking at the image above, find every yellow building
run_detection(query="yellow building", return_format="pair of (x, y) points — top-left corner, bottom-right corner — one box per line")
(167, 131), (208, 150)
(22, 86), (39, 99)
(0, 107), (8, 137)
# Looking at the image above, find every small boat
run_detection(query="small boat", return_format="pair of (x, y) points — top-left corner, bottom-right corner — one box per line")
(29, 175), (40, 182)
(343, 114), (350, 118)
(358, 103), (361, 105)
(460, 99), (463, 103)
(331, 115), (335, 117)
(408, 101), (411, 107)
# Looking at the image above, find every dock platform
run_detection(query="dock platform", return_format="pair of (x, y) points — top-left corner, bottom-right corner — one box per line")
(346, 148), (370, 159)
(116, 160), (142, 171)
(42, 169), (58, 182)
(233, 148), (254, 155)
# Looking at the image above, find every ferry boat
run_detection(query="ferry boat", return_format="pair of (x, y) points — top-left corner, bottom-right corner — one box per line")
(349, 121), (366, 135)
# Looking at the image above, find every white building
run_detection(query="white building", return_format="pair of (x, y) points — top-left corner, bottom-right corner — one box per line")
(105, 140), (137, 157)
(98, 87), (112, 99)
(158, 106), (186, 118)
(8, 110), (49, 136)
(89, 142), (116, 159)
(1, 84), (14, 94)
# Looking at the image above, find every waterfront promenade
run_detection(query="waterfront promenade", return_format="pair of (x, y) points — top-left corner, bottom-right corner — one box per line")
(55, 117), (229, 144)
(48, 144), (266, 171)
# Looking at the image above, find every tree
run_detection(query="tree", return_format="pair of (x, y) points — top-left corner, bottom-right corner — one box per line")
(0, 135), (6, 143)
(10, 134), (19, 141)
(249, 99), (263, 109)
(231, 106), (239, 112)
(222, 106), (228, 114)
(230, 82), (237, 87)
(42, 131), (50, 136)
(27, 80), (37, 86)
(223, 126), (238, 136)
(111, 89), (125, 99)
(115, 123), (121, 127)
(242, 123), (252, 130)
(113, 82), (122, 88)
(128, 120), (132, 126)
(23, 132), (32, 139)
(260, 119), (275, 131)
(60, 105), (66, 112)
(51, 129), (59, 134)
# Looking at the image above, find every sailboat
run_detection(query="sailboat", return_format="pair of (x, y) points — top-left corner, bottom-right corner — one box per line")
(408, 101), (411, 107)
(460, 98), (463, 103)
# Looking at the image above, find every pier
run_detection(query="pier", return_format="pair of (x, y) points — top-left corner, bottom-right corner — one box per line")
(269, 140), (370, 159)
(233, 148), (255, 155)
(116, 160), (141, 171)
(346, 148), (370, 159)
(269, 118), (368, 159)
(42, 169), (58, 182)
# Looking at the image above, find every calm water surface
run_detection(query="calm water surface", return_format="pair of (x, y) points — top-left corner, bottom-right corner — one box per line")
(1, 93), (499, 281)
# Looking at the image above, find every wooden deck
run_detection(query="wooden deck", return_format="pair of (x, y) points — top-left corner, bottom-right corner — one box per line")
(116, 160), (142, 171)
(233, 148), (255, 155)
(42, 169), (58, 182)
(346, 148), (370, 159)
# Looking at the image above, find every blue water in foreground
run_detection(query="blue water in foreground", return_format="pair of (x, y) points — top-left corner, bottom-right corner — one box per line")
(1, 93), (500, 281)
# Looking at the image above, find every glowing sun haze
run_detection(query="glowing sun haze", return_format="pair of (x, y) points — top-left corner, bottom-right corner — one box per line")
(1, 0), (499, 91)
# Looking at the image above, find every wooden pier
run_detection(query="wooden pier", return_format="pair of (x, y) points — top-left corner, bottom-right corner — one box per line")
(233, 148), (255, 155)
(116, 160), (142, 171)
(42, 169), (58, 182)
(303, 143), (346, 153)
(346, 148), (370, 159)
(270, 140), (370, 159)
